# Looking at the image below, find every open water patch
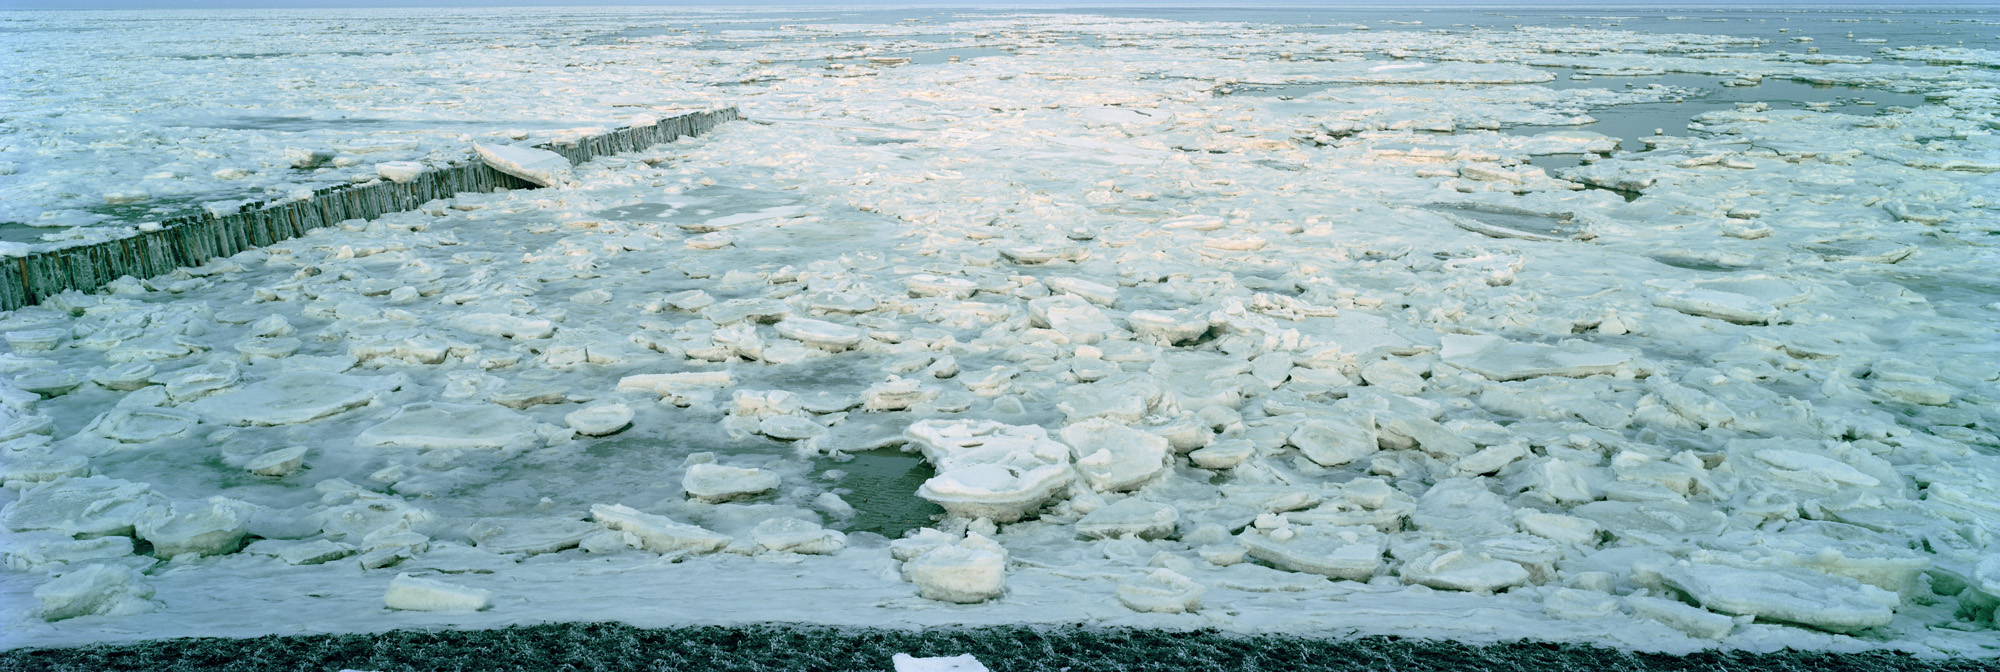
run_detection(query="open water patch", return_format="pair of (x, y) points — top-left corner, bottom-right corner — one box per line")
(816, 447), (942, 539)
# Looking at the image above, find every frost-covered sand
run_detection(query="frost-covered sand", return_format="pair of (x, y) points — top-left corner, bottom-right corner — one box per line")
(2, 6), (1998, 657)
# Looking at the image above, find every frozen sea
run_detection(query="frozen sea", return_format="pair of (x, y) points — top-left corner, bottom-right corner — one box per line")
(1, 2), (1998, 659)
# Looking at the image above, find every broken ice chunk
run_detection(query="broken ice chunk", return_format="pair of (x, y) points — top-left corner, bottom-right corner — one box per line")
(1060, 419), (1171, 493)
(905, 274), (978, 299)
(702, 298), (791, 326)
(1289, 416), (1378, 468)
(6, 328), (66, 353)
(245, 446), (309, 477)
(1028, 294), (1121, 344)
(589, 504), (729, 554)
(1399, 548), (1530, 594)
(1411, 478), (1517, 538)
(452, 313), (554, 340)
(375, 161), (424, 183)
(904, 532), (1006, 603)
(1045, 277), (1119, 306)
(1652, 289), (1779, 325)
(384, 573), (491, 611)
(1626, 595), (1736, 639)
(356, 403), (541, 451)
(1117, 568), (1203, 614)
(564, 403), (634, 437)
(92, 361), (156, 391)
(243, 538), (355, 565)
(757, 415), (825, 441)
(1075, 498), (1179, 540)
(1238, 524), (1384, 580)
(474, 143), (571, 187)
(774, 318), (864, 351)
(468, 517), (600, 556)
(1, 454), (89, 489)
(864, 377), (937, 412)
(907, 420), (1074, 521)
(919, 463), (1072, 523)
(82, 406), (199, 443)
(135, 500), (246, 559)
(1660, 562), (1897, 633)
(1542, 587), (1621, 621)
(682, 464), (779, 503)
(1439, 334), (1636, 381)
(750, 517), (846, 555)
(3, 476), (162, 538)
(190, 372), (392, 426)
(1359, 359), (1426, 395)
(1125, 309), (1210, 345)
(1188, 440), (1255, 470)
(35, 564), (155, 621)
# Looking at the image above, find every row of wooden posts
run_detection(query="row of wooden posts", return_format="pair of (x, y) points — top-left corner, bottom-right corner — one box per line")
(1, 107), (742, 311)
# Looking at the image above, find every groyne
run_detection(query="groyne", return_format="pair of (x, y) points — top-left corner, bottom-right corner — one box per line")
(1, 107), (741, 311)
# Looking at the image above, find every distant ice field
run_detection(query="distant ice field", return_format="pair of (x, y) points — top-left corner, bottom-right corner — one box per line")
(1, 3), (1997, 660)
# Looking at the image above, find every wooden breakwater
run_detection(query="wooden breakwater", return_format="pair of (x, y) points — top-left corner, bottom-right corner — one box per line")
(1, 107), (742, 311)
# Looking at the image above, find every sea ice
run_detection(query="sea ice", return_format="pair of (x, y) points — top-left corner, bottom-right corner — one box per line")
(383, 574), (491, 612)
(1059, 419), (1171, 493)
(135, 499), (247, 559)
(1660, 562), (1898, 633)
(354, 403), (542, 451)
(35, 564), (155, 621)
(902, 532), (1007, 603)
(682, 463), (781, 503)
(564, 403), (634, 437)
(3, 476), (163, 538)
(189, 372), (395, 426)
(473, 143), (571, 187)
(1439, 335), (1637, 381)
(589, 504), (729, 554)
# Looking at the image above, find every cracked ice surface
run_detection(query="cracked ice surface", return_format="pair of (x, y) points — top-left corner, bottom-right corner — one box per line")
(3, 5), (2000, 658)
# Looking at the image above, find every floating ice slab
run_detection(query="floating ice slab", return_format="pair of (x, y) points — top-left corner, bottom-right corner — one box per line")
(4, 476), (163, 538)
(774, 318), (864, 351)
(904, 533), (1007, 603)
(1117, 568), (1204, 614)
(1652, 289), (1779, 325)
(1399, 549), (1530, 594)
(589, 504), (728, 554)
(469, 518), (600, 556)
(383, 574), (491, 612)
(190, 372), (393, 426)
(452, 313), (555, 340)
(1076, 498), (1179, 540)
(1238, 524), (1384, 580)
(749, 517), (845, 555)
(1289, 416), (1378, 468)
(1661, 562), (1897, 633)
(682, 464), (780, 503)
(35, 564), (154, 622)
(564, 403), (633, 437)
(1439, 334), (1636, 381)
(906, 420), (1074, 521)
(1626, 595), (1736, 640)
(355, 403), (541, 451)
(473, 143), (571, 187)
(135, 500), (246, 559)
(374, 161), (423, 183)
(1060, 419), (1171, 493)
